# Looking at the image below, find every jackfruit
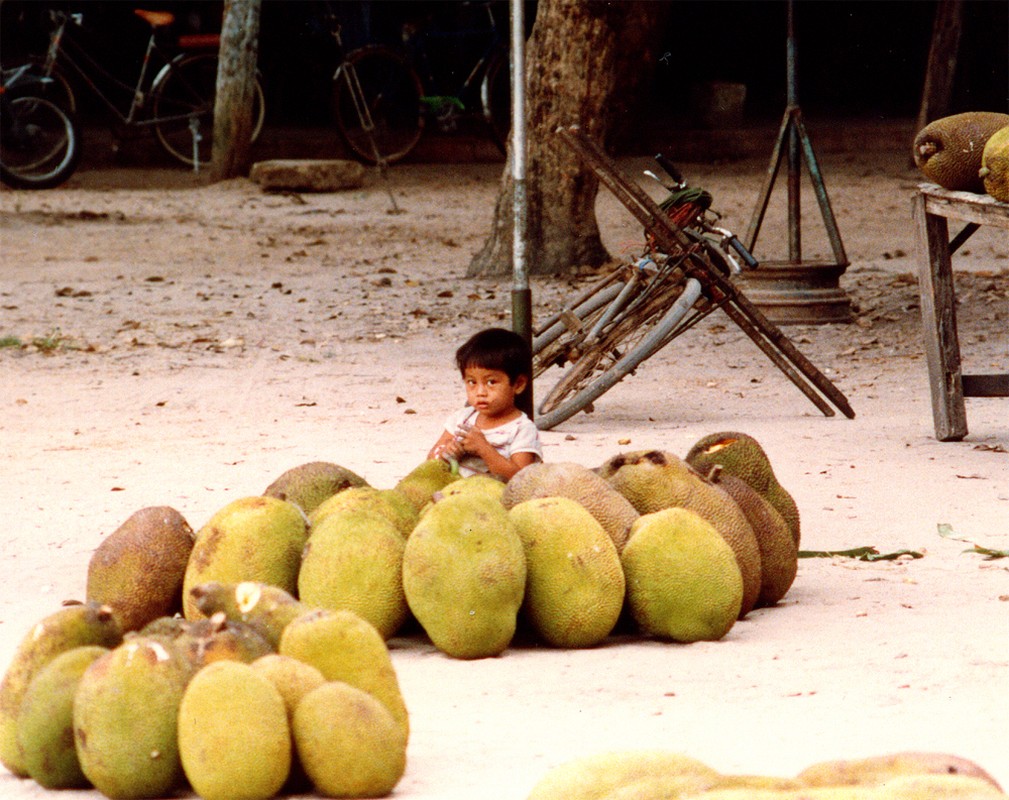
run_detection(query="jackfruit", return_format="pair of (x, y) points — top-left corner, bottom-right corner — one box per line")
(796, 751), (1003, 790)
(402, 493), (526, 659)
(182, 496), (309, 620)
(394, 458), (458, 511)
(16, 645), (108, 789)
(913, 111), (1009, 192)
(86, 506), (195, 633)
(526, 750), (721, 800)
(188, 581), (306, 649)
(309, 485), (417, 539)
(599, 450), (762, 617)
(73, 637), (190, 799)
(263, 460), (369, 515)
(0, 601), (122, 776)
(508, 497), (624, 648)
(250, 654), (326, 723)
(293, 681), (407, 798)
(278, 608), (409, 741)
(298, 509), (408, 639)
(715, 474), (797, 607)
(621, 508), (744, 642)
(502, 461), (639, 552)
(685, 432), (801, 547)
(438, 473), (507, 503)
(167, 613), (274, 673)
(687, 778), (1005, 800)
(178, 660), (291, 800)
(979, 125), (1009, 202)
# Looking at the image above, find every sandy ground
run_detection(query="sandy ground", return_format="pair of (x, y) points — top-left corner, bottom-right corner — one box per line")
(1, 142), (1007, 798)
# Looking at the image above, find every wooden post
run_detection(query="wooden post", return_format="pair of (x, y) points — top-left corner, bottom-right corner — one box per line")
(211, 0), (262, 181)
(916, 0), (963, 132)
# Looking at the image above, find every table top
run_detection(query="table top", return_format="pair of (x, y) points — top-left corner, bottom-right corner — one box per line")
(917, 183), (1009, 228)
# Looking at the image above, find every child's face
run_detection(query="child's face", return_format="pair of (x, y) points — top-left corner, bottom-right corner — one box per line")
(462, 366), (525, 419)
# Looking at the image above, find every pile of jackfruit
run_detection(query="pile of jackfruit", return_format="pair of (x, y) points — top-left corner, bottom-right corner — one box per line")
(0, 430), (803, 799)
(913, 111), (1009, 202)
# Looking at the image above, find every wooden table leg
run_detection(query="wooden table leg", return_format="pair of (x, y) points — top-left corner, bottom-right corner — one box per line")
(913, 193), (967, 441)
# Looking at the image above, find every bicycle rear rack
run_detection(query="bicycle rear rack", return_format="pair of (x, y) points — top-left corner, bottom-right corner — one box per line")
(555, 124), (854, 419)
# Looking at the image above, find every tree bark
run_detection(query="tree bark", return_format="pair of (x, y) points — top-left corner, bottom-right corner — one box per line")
(468, 0), (667, 277)
(211, 0), (262, 181)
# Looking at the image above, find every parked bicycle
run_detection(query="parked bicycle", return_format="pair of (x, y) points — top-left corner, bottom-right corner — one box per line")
(26, 8), (265, 169)
(531, 126), (854, 431)
(328, 0), (510, 164)
(1, 63), (80, 189)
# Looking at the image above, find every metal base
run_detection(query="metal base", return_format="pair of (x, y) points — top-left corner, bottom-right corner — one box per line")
(737, 260), (854, 325)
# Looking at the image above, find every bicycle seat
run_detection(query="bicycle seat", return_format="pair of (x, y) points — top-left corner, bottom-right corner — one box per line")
(134, 9), (174, 28)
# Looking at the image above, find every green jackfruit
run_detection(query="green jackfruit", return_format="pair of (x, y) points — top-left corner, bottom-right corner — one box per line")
(278, 608), (409, 741)
(309, 485), (417, 539)
(402, 493), (526, 659)
(166, 613), (274, 673)
(298, 509), (408, 639)
(250, 654), (326, 723)
(188, 581), (306, 649)
(685, 432), (801, 547)
(394, 458), (458, 511)
(796, 751), (1003, 790)
(178, 661), (291, 800)
(508, 497), (624, 648)
(16, 645), (108, 789)
(263, 460), (369, 515)
(599, 449), (762, 617)
(73, 637), (190, 799)
(502, 461), (639, 552)
(621, 508), (744, 642)
(913, 111), (1009, 192)
(182, 496), (309, 620)
(0, 601), (122, 776)
(86, 506), (195, 633)
(979, 125), (1009, 202)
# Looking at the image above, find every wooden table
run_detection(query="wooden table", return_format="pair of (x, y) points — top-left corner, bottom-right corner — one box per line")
(913, 184), (1009, 441)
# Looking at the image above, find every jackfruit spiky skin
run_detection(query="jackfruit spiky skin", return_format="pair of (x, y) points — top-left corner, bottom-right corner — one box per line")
(16, 645), (108, 789)
(689, 776), (1006, 799)
(980, 125), (1009, 202)
(309, 486), (417, 539)
(621, 508), (744, 642)
(437, 474), (506, 503)
(262, 460), (369, 515)
(508, 497), (625, 648)
(526, 750), (721, 800)
(293, 681), (407, 798)
(165, 613), (274, 673)
(502, 461), (639, 552)
(716, 475), (797, 607)
(298, 509), (408, 639)
(598, 450), (762, 617)
(394, 458), (458, 511)
(178, 661), (291, 800)
(73, 637), (190, 799)
(0, 601), (122, 777)
(250, 654), (326, 723)
(182, 496), (309, 620)
(86, 506), (195, 633)
(685, 432), (801, 547)
(913, 111), (1009, 192)
(796, 751), (1003, 790)
(278, 608), (409, 741)
(188, 581), (306, 649)
(402, 493), (526, 659)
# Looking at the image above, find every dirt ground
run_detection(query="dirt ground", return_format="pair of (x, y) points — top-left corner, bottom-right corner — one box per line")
(1, 139), (1007, 798)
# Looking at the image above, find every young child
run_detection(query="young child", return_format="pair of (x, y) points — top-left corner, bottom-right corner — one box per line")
(427, 327), (543, 481)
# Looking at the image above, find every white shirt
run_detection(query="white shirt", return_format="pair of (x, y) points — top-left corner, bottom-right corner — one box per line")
(442, 407), (543, 478)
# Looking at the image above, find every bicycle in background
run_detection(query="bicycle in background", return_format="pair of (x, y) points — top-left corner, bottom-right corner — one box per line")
(26, 8), (265, 169)
(1, 64), (80, 188)
(328, 1), (510, 164)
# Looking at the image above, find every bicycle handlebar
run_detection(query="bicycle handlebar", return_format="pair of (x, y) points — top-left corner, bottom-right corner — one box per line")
(654, 153), (685, 187)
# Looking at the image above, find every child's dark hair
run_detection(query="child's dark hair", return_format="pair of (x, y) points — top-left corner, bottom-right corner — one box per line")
(455, 327), (531, 383)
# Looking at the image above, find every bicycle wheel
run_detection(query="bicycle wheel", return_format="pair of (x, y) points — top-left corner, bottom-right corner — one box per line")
(534, 277), (704, 431)
(480, 46), (510, 153)
(152, 53), (266, 167)
(332, 45), (423, 165)
(1, 94), (80, 189)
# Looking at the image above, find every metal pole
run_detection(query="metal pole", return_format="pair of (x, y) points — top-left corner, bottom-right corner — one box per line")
(510, 0), (533, 417)
(786, 0), (801, 262)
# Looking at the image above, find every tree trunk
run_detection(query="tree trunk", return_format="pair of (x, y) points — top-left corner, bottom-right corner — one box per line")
(211, 0), (261, 181)
(468, 0), (666, 277)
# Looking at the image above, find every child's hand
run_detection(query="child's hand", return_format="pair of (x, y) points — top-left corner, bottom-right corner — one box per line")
(457, 425), (491, 458)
